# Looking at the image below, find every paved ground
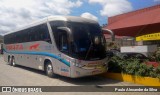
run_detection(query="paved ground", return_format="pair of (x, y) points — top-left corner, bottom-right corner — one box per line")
(0, 55), (159, 95)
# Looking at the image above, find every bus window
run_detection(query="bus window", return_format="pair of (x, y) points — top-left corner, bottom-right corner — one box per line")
(58, 31), (69, 54)
(49, 21), (65, 48)
(38, 24), (52, 44)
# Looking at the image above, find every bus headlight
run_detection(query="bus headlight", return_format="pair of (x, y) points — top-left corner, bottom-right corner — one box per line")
(73, 63), (83, 68)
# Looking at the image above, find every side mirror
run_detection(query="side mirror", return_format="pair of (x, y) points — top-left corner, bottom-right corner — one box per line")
(102, 29), (115, 41)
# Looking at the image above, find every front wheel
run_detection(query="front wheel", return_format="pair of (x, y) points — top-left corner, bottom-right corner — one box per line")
(45, 62), (55, 78)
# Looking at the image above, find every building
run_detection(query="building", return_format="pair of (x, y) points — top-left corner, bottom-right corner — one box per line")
(0, 35), (3, 43)
(104, 4), (160, 47)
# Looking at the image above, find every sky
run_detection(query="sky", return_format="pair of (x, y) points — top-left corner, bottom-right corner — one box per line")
(0, 0), (160, 35)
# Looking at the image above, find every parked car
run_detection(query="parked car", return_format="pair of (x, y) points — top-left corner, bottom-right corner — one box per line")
(120, 53), (149, 61)
(106, 49), (121, 58)
(106, 50), (160, 67)
(106, 50), (149, 61)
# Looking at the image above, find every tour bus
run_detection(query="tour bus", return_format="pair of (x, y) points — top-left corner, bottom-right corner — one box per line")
(3, 16), (114, 78)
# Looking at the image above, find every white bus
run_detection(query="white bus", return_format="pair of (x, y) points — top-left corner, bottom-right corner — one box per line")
(3, 16), (114, 78)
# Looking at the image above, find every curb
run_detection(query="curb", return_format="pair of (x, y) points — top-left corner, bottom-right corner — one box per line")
(101, 72), (160, 86)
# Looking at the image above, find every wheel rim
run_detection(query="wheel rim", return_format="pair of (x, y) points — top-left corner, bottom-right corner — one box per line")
(9, 58), (12, 65)
(12, 58), (15, 66)
(47, 64), (53, 74)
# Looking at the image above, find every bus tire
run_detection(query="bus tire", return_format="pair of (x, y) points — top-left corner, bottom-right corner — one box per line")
(45, 62), (55, 78)
(8, 57), (12, 66)
(11, 57), (16, 67)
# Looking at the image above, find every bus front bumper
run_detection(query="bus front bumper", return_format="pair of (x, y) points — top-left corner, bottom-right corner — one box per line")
(70, 65), (108, 78)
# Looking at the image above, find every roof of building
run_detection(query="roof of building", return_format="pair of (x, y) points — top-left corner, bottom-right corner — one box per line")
(105, 4), (160, 37)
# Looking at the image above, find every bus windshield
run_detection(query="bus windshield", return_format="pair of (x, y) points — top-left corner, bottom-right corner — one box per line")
(67, 22), (106, 60)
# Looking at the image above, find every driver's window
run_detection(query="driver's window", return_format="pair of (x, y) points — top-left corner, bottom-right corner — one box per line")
(58, 31), (69, 53)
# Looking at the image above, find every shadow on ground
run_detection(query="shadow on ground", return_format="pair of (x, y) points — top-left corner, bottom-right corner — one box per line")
(12, 64), (122, 86)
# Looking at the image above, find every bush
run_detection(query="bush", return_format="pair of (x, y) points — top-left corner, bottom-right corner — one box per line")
(155, 66), (160, 78)
(156, 53), (160, 62)
(108, 56), (122, 73)
(108, 56), (160, 78)
(135, 63), (147, 76)
(149, 50), (160, 62)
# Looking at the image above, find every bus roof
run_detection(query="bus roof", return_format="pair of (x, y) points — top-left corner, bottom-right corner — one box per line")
(4, 16), (98, 35)
(48, 16), (98, 23)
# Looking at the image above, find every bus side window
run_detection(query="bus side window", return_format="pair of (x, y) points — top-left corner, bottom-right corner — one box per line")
(30, 26), (38, 41)
(20, 30), (25, 43)
(30, 28), (34, 41)
(23, 28), (30, 42)
(38, 24), (52, 44)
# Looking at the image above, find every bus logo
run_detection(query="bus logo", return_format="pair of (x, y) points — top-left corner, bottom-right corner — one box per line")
(29, 44), (40, 50)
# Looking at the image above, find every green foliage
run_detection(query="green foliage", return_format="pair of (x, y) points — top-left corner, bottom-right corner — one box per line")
(155, 66), (160, 78)
(156, 53), (160, 62)
(135, 63), (147, 76)
(108, 56), (160, 78)
(149, 50), (160, 62)
(108, 56), (121, 73)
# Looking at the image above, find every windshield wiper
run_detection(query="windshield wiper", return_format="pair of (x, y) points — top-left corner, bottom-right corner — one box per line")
(85, 42), (93, 60)
(85, 34), (93, 60)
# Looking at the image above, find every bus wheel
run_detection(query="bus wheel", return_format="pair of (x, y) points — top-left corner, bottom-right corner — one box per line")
(11, 57), (16, 67)
(45, 62), (55, 78)
(8, 57), (12, 66)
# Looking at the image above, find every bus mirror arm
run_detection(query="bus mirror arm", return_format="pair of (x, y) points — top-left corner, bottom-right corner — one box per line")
(57, 27), (73, 41)
(102, 29), (115, 41)
(57, 27), (71, 34)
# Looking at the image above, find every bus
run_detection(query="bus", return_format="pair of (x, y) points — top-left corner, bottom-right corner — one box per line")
(3, 16), (114, 78)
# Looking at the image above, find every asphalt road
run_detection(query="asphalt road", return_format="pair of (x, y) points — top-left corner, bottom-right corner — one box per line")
(0, 55), (159, 95)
